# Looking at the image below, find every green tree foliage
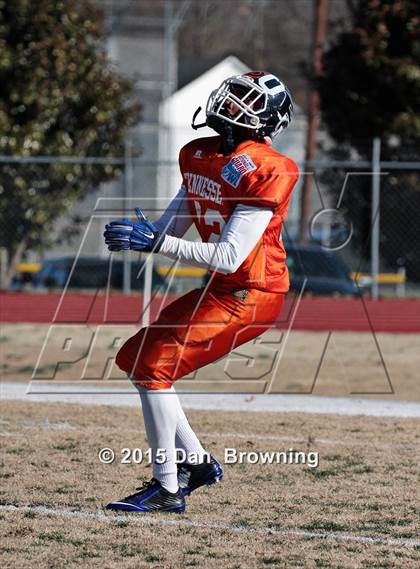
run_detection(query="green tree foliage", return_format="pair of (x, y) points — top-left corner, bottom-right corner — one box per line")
(318, 0), (420, 280)
(0, 0), (140, 285)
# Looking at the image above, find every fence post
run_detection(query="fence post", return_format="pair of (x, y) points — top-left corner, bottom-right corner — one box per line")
(370, 137), (381, 300)
(142, 254), (154, 328)
(396, 266), (406, 298)
(0, 247), (7, 289)
(123, 137), (133, 294)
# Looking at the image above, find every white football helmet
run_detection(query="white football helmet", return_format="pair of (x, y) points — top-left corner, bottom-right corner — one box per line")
(205, 71), (294, 139)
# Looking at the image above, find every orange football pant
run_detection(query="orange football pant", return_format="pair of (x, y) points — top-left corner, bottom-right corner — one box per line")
(116, 284), (284, 390)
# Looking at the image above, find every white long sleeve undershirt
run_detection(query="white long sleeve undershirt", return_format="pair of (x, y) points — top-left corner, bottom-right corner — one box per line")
(154, 188), (274, 274)
(153, 186), (193, 238)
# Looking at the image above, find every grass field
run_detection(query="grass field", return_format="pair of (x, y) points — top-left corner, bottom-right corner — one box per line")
(1, 399), (419, 568)
(1, 324), (420, 399)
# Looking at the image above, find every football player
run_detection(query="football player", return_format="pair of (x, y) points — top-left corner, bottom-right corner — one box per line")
(104, 71), (299, 513)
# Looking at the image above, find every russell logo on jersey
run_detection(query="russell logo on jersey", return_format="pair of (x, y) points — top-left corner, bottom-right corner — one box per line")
(221, 154), (256, 188)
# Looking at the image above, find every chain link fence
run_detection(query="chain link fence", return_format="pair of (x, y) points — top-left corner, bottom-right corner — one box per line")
(1, 139), (419, 298)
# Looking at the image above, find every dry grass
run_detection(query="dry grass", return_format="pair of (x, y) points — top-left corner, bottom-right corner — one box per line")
(1, 324), (420, 400)
(1, 400), (419, 568)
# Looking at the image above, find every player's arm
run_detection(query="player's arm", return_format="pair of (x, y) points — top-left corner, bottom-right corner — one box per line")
(159, 205), (273, 274)
(104, 202), (273, 274)
(153, 185), (192, 238)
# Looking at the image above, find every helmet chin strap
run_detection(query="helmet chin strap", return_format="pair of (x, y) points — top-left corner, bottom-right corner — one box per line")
(191, 107), (207, 130)
(222, 123), (235, 154)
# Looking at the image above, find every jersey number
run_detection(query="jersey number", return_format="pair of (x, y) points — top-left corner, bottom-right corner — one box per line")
(193, 201), (226, 243)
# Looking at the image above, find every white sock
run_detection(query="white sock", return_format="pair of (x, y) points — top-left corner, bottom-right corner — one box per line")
(137, 385), (179, 493)
(172, 392), (208, 464)
(135, 383), (208, 489)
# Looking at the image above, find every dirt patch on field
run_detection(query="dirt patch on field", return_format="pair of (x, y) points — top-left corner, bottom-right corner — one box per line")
(0, 400), (419, 568)
(1, 324), (419, 401)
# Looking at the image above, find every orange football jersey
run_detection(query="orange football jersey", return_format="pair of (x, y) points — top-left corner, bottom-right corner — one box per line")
(179, 136), (299, 293)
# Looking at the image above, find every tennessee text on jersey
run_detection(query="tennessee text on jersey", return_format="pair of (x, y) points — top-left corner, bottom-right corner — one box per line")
(183, 172), (222, 204)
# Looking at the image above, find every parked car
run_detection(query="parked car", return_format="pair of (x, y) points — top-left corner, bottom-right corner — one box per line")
(284, 243), (360, 296)
(33, 256), (166, 292)
(10, 263), (42, 290)
(33, 246), (358, 297)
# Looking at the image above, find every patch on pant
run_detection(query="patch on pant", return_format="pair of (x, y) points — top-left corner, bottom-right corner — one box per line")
(230, 289), (249, 301)
(221, 154), (256, 188)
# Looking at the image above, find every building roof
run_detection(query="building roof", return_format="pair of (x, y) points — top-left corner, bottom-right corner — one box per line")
(160, 56), (250, 129)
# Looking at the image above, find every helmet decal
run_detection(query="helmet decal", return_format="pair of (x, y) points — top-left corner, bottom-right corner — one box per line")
(244, 71), (266, 79)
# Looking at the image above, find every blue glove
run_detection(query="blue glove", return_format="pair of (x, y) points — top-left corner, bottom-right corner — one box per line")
(103, 208), (162, 252)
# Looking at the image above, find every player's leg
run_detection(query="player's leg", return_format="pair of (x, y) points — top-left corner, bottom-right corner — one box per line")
(137, 382), (223, 497)
(105, 384), (186, 513)
(172, 388), (224, 496)
(115, 286), (279, 387)
(114, 288), (204, 388)
(114, 286), (231, 496)
(106, 289), (213, 512)
(136, 384), (220, 491)
(172, 287), (283, 495)
(118, 287), (213, 476)
(137, 386), (178, 492)
(172, 390), (207, 463)
(149, 286), (285, 381)
(110, 286), (283, 507)
(135, 381), (222, 497)
(167, 287), (283, 495)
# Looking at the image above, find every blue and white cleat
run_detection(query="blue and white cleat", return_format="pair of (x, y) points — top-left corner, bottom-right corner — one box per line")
(105, 479), (185, 513)
(177, 455), (224, 497)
